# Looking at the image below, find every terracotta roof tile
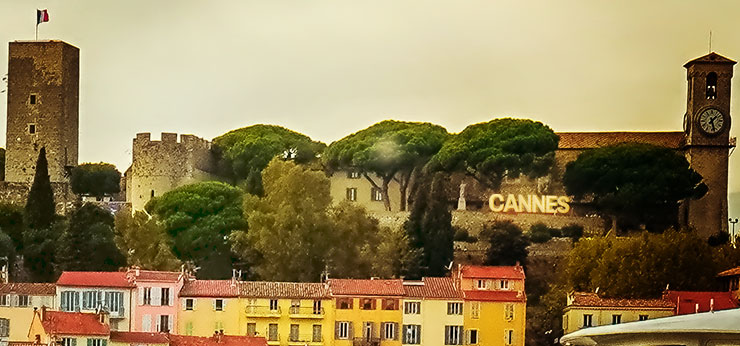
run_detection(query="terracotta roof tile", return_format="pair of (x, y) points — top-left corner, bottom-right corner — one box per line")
(57, 272), (135, 288)
(131, 270), (183, 282)
(463, 290), (526, 302)
(42, 311), (110, 336)
(459, 265), (525, 280)
(556, 132), (685, 150)
(0, 283), (55, 295)
(110, 332), (169, 344)
(663, 290), (739, 315)
(239, 281), (329, 299)
(717, 266), (740, 277)
(327, 279), (405, 296)
(169, 335), (267, 346)
(569, 292), (675, 309)
(179, 280), (239, 298)
(403, 277), (461, 299)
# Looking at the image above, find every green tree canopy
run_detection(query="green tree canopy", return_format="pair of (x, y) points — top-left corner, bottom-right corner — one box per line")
(403, 171), (454, 278)
(23, 220), (63, 282)
(563, 143), (706, 231)
(145, 181), (244, 279)
(0, 231), (15, 266)
(70, 163), (121, 197)
(324, 120), (449, 211)
(0, 203), (25, 251)
(481, 220), (531, 266)
(57, 203), (125, 271)
(232, 158), (410, 281)
(562, 230), (740, 298)
(212, 125), (326, 195)
(24, 147), (55, 230)
(114, 211), (182, 271)
(431, 118), (558, 189)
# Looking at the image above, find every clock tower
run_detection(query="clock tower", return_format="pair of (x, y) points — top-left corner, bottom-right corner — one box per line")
(683, 52), (736, 237)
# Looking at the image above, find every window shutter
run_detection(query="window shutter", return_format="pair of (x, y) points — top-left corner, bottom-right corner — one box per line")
(86, 339), (92, 346)
(212, 299), (216, 311)
(168, 315), (173, 333)
(156, 315), (162, 332)
(348, 322), (353, 339)
(71, 338), (77, 346)
(223, 299), (227, 310)
(152, 288), (161, 307)
(182, 299), (187, 310)
(138, 287), (144, 306)
(402, 325), (407, 344)
(334, 322), (340, 339)
(60, 292), (68, 311)
(142, 315), (151, 332)
(169, 289), (175, 307)
(102, 340), (107, 346)
(74, 292), (80, 312)
(393, 323), (399, 340)
(82, 292), (89, 309)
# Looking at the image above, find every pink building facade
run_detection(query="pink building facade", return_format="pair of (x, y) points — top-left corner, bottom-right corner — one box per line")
(130, 269), (188, 333)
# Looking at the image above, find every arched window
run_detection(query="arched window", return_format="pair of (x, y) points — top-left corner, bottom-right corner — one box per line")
(706, 72), (717, 99)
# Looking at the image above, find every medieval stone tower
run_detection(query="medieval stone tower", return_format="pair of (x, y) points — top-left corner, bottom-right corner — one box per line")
(683, 52), (735, 237)
(5, 40), (79, 183)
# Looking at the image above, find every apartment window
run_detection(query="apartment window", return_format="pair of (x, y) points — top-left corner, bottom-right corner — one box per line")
(290, 299), (300, 313)
(61, 338), (76, 346)
(290, 324), (300, 342)
(269, 299), (279, 311)
(161, 288), (170, 306)
(17, 295), (29, 307)
(346, 188), (357, 201)
(371, 188), (383, 201)
(500, 280), (510, 290)
(88, 339), (106, 346)
(476, 280), (487, 289)
(214, 299), (224, 311)
(361, 298), (376, 310)
(403, 325), (420, 345)
(247, 323), (256, 336)
(337, 298), (353, 309)
(0, 319), (7, 339)
(447, 302), (463, 315)
(312, 325), (322, 342)
(159, 315), (170, 332)
(382, 322), (397, 340)
(583, 314), (593, 327)
(185, 322), (193, 336)
(468, 330), (479, 345)
(61, 291), (80, 312)
(268, 324), (278, 341)
(29, 94), (37, 105)
(471, 302), (480, 319)
(382, 298), (399, 310)
(611, 314), (622, 324)
(404, 301), (420, 314)
(105, 292), (123, 313)
(504, 330), (514, 345)
(444, 326), (463, 345)
(313, 300), (323, 314)
(504, 303), (515, 321)
(337, 321), (350, 340)
(143, 287), (152, 305)
(28, 124), (36, 134)
(0, 295), (8, 306)
(639, 315), (649, 321)
(185, 298), (194, 311)
(82, 291), (101, 310)
(348, 171), (361, 179)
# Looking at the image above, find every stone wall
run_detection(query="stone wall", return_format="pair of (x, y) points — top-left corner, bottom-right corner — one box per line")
(0, 181), (79, 214)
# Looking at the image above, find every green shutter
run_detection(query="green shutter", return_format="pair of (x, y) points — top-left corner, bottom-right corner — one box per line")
(86, 339), (92, 346)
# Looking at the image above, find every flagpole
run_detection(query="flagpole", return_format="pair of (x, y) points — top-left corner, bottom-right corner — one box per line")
(35, 23), (38, 41)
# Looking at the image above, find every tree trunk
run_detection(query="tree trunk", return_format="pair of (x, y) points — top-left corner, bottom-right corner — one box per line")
(382, 176), (393, 211)
(398, 169), (414, 212)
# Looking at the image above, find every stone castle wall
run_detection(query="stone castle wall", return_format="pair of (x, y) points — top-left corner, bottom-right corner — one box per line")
(0, 181), (79, 214)
(127, 132), (218, 211)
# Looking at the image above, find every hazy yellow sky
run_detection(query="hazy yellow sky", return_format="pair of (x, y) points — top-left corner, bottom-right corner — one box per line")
(2, 1), (740, 198)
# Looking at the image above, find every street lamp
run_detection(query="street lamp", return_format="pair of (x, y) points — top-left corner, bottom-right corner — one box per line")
(729, 218), (738, 247)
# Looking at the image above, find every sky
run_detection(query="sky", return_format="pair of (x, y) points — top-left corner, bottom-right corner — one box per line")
(2, 1), (740, 207)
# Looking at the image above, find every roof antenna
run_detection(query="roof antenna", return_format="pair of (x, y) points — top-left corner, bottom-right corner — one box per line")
(709, 30), (713, 53)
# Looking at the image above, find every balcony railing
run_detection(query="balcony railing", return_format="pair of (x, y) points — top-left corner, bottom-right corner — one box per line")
(353, 337), (380, 346)
(267, 333), (280, 345)
(287, 334), (323, 344)
(289, 306), (325, 318)
(246, 305), (282, 317)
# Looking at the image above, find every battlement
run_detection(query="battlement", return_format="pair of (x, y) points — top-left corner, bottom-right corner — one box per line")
(133, 132), (211, 150)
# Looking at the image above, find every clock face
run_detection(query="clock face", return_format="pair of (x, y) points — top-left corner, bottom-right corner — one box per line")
(699, 108), (725, 135)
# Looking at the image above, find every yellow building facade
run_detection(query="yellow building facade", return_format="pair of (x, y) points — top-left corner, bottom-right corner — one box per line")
(0, 283), (55, 341)
(561, 292), (675, 335)
(28, 309), (110, 346)
(177, 280), (243, 336)
(402, 278), (463, 346)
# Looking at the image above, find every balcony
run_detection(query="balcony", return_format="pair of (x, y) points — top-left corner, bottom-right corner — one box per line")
(289, 306), (325, 319)
(108, 306), (126, 319)
(288, 334), (323, 346)
(353, 337), (380, 346)
(246, 305), (282, 318)
(267, 334), (280, 346)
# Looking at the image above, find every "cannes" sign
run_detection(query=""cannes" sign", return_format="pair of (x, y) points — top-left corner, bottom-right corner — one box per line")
(489, 194), (571, 214)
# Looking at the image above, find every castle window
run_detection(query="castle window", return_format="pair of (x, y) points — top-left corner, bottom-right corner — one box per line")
(29, 94), (37, 104)
(151, 190), (155, 198)
(346, 188), (357, 201)
(28, 124), (36, 134)
(706, 72), (718, 99)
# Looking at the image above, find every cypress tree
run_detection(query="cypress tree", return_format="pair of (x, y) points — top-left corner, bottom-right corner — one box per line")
(24, 147), (55, 230)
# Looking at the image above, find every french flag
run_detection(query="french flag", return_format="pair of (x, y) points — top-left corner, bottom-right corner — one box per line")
(37, 9), (49, 25)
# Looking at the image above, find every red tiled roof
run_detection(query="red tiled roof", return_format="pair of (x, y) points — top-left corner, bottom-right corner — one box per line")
(459, 265), (525, 280)
(239, 281), (329, 299)
(180, 280), (239, 298)
(556, 132), (685, 150)
(568, 292), (675, 309)
(717, 266), (740, 277)
(0, 283), (56, 295)
(463, 290), (526, 302)
(404, 277), (461, 299)
(131, 270), (182, 282)
(9, 342), (35, 346)
(327, 279), (405, 296)
(110, 332), (169, 344)
(41, 311), (109, 336)
(663, 290), (739, 315)
(169, 335), (267, 346)
(57, 272), (135, 288)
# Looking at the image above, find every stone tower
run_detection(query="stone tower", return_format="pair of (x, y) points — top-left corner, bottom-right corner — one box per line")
(5, 40), (79, 183)
(682, 52), (735, 237)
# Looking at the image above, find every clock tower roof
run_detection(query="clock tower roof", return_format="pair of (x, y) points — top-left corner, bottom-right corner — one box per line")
(684, 52), (736, 68)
